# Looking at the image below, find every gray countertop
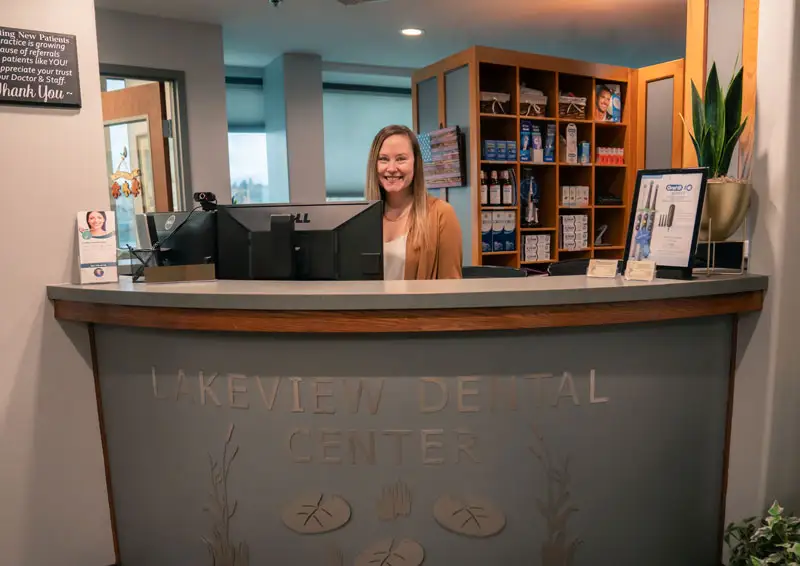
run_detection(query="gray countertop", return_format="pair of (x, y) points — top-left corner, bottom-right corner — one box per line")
(45, 272), (768, 311)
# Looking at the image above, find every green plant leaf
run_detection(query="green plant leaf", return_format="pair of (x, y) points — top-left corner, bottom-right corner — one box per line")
(687, 131), (703, 167)
(725, 67), (745, 144)
(718, 118), (747, 177)
(701, 126), (716, 172)
(704, 63), (722, 141)
(691, 80), (705, 151)
(769, 501), (784, 517)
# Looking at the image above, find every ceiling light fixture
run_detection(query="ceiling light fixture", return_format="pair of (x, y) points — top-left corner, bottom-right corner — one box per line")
(401, 28), (424, 37)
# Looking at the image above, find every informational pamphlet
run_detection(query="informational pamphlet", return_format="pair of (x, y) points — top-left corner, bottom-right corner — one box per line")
(77, 210), (118, 284)
(626, 170), (705, 268)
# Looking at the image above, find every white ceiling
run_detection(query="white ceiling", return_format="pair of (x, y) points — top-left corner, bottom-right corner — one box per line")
(95, 0), (687, 71)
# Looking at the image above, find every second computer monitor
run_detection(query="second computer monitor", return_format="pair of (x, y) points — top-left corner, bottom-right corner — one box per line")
(215, 200), (383, 281)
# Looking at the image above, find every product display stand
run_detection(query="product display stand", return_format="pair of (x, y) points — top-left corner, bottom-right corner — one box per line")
(696, 216), (748, 276)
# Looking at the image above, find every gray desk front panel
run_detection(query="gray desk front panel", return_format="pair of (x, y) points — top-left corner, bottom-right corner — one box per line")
(96, 316), (731, 565)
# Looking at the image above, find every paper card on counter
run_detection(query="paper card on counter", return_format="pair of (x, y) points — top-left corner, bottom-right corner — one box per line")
(586, 259), (619, 278)
(77, 210), (119, 284)
(624, 260), (656, 281)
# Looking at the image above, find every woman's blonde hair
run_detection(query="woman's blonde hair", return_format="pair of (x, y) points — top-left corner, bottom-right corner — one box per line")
(365, 124), (429, 250)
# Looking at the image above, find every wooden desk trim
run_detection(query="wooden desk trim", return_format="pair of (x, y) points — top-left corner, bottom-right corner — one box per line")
(53, 290), (763, 333)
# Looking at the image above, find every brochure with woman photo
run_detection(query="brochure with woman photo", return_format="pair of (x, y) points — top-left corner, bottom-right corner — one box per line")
(77, 210), (118, 284)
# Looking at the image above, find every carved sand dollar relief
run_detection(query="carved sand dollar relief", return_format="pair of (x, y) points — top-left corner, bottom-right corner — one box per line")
(433, 494), (506, 538)
(354, 537), (424, 566)
(281, 492), (351, 534)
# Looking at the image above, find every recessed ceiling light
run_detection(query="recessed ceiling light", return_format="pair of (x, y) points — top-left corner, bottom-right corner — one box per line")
(401, 28), (424, 37)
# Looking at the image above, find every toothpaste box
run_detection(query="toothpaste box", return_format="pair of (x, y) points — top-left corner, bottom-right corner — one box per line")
(483, 140), (497, 161)
(496, 140), (508, 161)
(492, 211), (505, 252)
(502, 211), (516, 251)
(506, 140), (517, 161)
(520, 121), (532, 162)
(481, 211), (493, 253)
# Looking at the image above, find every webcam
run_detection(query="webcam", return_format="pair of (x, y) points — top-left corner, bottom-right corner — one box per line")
(193, 191), (217, 211)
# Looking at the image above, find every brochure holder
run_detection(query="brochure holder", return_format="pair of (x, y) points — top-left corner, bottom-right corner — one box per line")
(621, 167), (709, 281)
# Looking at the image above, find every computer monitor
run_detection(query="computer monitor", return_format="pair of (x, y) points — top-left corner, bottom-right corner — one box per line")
(215, 201), (383, 281)
(145, 210), (218, 266)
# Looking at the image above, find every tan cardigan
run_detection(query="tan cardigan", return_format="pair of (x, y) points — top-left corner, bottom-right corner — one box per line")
(403, 195), (463, 280)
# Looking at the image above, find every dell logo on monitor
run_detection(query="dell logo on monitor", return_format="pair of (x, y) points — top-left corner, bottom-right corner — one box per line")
(291, 213), (310, 224)
(666, 184), (692, 192)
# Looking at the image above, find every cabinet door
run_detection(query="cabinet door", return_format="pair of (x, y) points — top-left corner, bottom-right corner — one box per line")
(634, 59), (686, 171)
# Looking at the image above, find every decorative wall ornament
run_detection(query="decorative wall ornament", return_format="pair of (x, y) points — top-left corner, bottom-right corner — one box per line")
(433, 494), (506, 538)
(201, 424), (250, 566)
(354, 538), (424, 566)
(109, 147), (143, 200)
(281, 492), (351, 534)
(376, 480), (412, 521)
(529, 423), (582, 566)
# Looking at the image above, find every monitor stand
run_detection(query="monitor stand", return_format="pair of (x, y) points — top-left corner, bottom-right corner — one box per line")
(249, 214), (296, 280)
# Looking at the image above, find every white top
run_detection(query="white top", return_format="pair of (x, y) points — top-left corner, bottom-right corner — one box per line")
(383, 234), (407, 280)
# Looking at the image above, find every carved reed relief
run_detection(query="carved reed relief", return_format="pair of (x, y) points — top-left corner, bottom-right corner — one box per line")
(202, 424), (250, 566)
(377, 480), (412, 521)
(529, 424), (582, 566)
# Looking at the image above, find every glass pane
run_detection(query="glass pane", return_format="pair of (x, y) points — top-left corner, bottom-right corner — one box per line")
(228, 132), (270, 203)
(104, 117), (156, 255)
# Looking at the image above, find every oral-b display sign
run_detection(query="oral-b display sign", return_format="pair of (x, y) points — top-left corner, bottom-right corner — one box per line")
(665, 183), (693, 192)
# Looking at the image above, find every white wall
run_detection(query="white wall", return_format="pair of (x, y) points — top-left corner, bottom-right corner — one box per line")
(95, 9), (232, 203)
(726, 0), (800, 525)
(0, 1), (115, 564)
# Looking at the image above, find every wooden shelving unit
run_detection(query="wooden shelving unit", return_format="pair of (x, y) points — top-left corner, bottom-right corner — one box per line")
(412, 46), (639, 272)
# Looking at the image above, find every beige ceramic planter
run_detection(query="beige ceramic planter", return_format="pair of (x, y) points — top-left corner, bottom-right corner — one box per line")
(699, 179), (751, 241)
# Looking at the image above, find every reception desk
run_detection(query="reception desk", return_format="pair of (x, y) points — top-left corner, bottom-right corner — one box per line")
(48, 273), (767, 566)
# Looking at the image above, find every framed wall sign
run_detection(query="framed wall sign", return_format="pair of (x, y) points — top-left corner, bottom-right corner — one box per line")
(622, 168), (708, 280)
(0, 26), (81, 108)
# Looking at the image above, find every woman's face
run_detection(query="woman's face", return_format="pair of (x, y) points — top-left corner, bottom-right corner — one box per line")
(377, 134), (415, 194)
(597, 90), (611, 114)
(88, 211), (105, 231)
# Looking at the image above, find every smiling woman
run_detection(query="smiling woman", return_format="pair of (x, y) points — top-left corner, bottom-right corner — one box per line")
(365, 124), (463, 280)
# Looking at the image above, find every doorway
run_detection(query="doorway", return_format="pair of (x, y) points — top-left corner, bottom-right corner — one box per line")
(99, 68), (191, 257)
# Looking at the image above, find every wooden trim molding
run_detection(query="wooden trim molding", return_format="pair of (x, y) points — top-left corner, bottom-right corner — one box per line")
(53, 291), (763, 334)
(683, 0), (709, 167)
(740, 0), (759, 169)
(89, 325), (120, 563)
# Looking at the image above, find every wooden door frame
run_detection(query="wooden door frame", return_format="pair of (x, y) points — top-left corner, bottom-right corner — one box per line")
(102, 82), (173, 212)
(635, 59), (686, 173)
(100, 64), (193, 209)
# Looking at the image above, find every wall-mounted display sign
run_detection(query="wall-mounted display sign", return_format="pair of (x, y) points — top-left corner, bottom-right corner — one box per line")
(418, 126), (467, 190)
(622, 167), (708, 280)
(77, 210), (118, 284)
(0, 25), (81, 108)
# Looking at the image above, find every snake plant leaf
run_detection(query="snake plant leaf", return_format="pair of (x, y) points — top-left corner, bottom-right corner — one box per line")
(718, 119), (747, 177)
(701, 126), (717, 171)
(688, 131), (703, 167)
(725, 67), (745, 145)
(691, 80), (705, 143)
(704, 63), (721, 138)
(719, 118), (747, 179)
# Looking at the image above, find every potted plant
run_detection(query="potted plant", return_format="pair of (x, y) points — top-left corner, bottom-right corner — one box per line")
(682, 61), (752, 241)
(725, 501), (800, 565)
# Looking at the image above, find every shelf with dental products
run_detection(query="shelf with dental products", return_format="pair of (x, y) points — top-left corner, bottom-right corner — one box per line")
(413, 46), (634, 273)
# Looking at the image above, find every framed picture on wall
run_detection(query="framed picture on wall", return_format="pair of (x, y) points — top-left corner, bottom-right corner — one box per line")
(622, 167), (709, 280)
